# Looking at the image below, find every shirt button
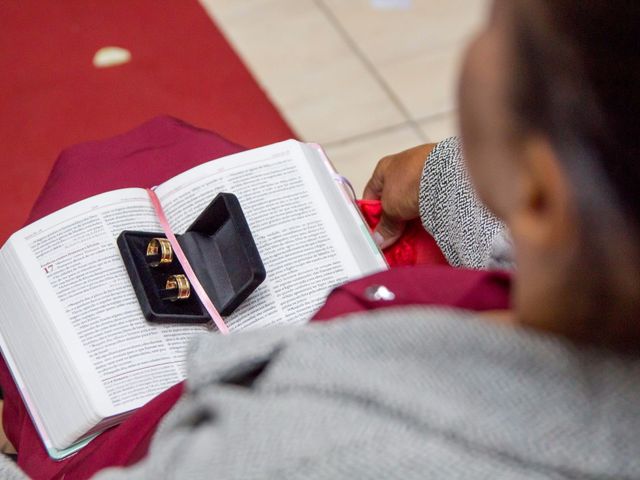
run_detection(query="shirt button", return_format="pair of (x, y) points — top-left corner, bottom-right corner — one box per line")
(364, 285), (396, 301)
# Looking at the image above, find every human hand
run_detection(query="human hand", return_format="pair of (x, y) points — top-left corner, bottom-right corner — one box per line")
(363, 143), (437, 249)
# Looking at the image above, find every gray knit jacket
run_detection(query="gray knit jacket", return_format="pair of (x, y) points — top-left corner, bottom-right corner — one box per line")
(4, 138), (640, 479)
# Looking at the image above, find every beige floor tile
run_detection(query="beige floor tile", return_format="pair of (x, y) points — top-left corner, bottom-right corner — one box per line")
(200, 0), (406, 143)
(321, 0), (489, 64)
(380, 46), (464, 120)
(321, 0), (488, 119)
(323, 125), (424, 197)
(419, 111), (459, 142)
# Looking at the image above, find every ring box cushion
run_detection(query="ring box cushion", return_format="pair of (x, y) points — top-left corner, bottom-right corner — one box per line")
(117, 193), (266, 324)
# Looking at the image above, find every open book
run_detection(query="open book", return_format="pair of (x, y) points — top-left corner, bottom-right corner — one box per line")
(0, 140), (387, 458)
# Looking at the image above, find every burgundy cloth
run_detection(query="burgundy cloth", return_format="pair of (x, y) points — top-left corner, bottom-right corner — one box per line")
(0, 117), (510, 479)
(313, 265), (511, 321)
(26, 116), (243, 223)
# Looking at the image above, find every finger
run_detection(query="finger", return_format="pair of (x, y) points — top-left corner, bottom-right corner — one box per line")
(362, 161), (386, 200)
(372, 212), (405, 249)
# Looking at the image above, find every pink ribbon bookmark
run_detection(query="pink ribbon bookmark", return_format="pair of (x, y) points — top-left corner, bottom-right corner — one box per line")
(147, 188), (230, 335)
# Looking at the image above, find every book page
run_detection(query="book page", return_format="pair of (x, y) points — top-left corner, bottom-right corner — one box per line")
(1, 140), (386, 450)
(155, 140), (387, 331)
(12, 189), (208, 416)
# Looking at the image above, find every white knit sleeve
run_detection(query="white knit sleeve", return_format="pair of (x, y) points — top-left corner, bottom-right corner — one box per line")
(418, 137), (512, 270)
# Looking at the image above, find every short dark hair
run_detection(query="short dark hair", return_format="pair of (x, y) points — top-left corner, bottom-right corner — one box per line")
(509, 1), (640, 349)
(512, 0), (640, 224)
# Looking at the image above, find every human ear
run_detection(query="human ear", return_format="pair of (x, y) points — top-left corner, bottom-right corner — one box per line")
(511, 137), (577, 249)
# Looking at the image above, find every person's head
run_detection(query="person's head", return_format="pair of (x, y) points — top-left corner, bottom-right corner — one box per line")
(458, 0), (640, 349)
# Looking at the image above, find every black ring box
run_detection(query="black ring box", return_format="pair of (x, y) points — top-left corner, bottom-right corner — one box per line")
(117, 193), (266, 325)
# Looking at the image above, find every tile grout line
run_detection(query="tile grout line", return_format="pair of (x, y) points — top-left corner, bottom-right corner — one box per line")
(322, 108), (459, 148)
(415, 108), (457, 124)
(322, 121), (414, 148)
(313, 0), (427, 143)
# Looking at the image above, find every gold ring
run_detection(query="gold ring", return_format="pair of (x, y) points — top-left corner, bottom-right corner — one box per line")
(147, 238), (173, 267)
(165, 274), (191, 301)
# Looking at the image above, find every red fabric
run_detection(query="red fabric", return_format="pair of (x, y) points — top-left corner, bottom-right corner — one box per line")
(0, 0), (296, 243)
(357, 200), (447, 267)
(0, 117), (510, 479)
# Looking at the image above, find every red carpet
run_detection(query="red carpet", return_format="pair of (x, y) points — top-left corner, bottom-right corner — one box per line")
(0, 1), (296, 244)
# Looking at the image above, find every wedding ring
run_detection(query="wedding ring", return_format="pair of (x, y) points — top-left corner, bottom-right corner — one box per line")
(165, 274), (191, 301)
(147, 238), (173, 267)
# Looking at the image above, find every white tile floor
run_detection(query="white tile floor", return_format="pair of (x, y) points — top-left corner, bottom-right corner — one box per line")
(199, 0), (488, 195)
